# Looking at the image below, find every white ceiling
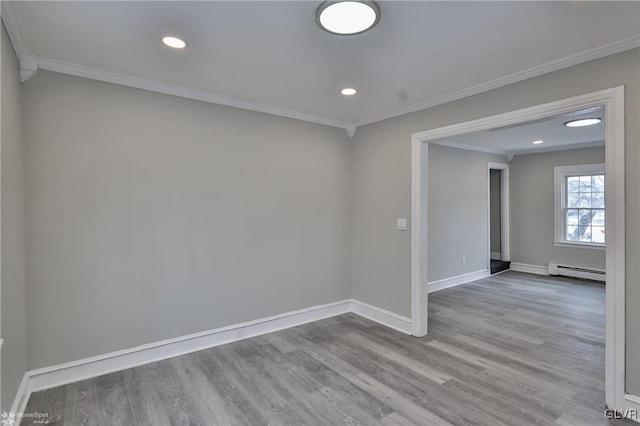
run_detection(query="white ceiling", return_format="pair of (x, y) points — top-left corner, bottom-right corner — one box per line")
(432, 107), (605, 156)
(3, 1), (640, 129)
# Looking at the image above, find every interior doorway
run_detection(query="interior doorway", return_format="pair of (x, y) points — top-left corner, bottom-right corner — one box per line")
(410, 87), (627, 410)
(488, 163), (510, 274)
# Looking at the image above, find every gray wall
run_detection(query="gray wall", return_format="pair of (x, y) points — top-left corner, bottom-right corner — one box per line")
(1, 23), (28, 412)
(427, 145), (506, 282)
(350, 48), (640, 395)
(490, 169), (501, 256)
(24, 71), (352, 369)
(5, 34), (639, 398)
(510, 146), (605, 270)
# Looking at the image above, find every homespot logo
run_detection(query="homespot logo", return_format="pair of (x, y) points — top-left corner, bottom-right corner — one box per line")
(1, 411), (50, 425)
(604, 408), (638, 420)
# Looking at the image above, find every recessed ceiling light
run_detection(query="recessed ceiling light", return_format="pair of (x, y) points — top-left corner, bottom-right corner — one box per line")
(316, 1), (380, 35)
(564, 118), (602, 128)
(532, 140), (544, 145)
(162, 36), (186, 49)
(341, 88), (357, 96)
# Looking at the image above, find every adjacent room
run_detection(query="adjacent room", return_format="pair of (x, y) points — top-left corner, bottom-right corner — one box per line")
(1, 1), (639, 425)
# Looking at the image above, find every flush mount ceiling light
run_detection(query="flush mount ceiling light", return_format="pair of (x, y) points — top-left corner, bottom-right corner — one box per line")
(564, 118), (602, 128)
(532, 140), (544, 145)
(341, 87), (357, 95)
(316, 1), (380, 35)
(162, 36), (186, 49)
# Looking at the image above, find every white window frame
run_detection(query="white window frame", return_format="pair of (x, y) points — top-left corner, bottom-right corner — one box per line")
(554, 163), (606, 250)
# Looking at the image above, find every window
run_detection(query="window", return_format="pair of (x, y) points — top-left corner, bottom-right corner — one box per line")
(554, 163), (605, 249)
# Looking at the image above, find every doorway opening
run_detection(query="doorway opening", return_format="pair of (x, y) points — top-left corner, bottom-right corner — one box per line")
(488, 163), (510, 274)
(410, 87), (626, 410)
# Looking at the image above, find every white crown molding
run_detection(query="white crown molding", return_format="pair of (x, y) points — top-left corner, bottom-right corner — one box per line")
(1, 1), (27, 60)
(346, 124), (356, 139)
(37, 57), (351, 131)
(3, 0), (639, 136)
(2, 0), (351, 131)
(353, 35), (640, 128)
(19, 53), (38, 82)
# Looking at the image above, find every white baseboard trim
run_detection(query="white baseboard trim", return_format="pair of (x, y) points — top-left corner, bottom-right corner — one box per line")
(351, 300), (412, 335)
(623, 394), (640, 423)
(20, 298), (413, 398)
(427, 269), (491, 293)
(509, 262), (549, 276)
(26, 299), (351, 393)
(9, 373), (30, 420)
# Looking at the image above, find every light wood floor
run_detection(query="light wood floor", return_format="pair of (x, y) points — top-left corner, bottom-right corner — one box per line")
(22, 272), (634, 425)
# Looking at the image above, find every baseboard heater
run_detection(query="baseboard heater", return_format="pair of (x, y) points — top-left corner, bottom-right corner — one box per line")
(548, 263), (605, 282)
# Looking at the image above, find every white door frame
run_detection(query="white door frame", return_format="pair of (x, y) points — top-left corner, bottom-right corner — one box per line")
(410, 87), (629, 411)
(487, 163), (510, 263)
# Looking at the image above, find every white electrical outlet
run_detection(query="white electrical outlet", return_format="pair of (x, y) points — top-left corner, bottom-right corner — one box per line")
(396, 218), (407, 231)
(462, 256), (467, 265)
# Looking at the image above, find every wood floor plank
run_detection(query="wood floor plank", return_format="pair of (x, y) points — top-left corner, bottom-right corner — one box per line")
(21, 271), (636, 425)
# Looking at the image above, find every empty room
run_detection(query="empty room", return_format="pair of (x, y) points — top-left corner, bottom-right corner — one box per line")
(1, 2), (639, 425)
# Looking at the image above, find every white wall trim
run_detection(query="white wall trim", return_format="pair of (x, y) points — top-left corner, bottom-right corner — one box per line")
(410, 138), (429, 337)
(604, 87), (627, 413)
(553, 241), (606, 251)
(36, 57), (351, 132)
(509, 262), (549, 276)
(12, 298), (411, 405)
(9, 373), (30, 420)
(411, 86), (626, 410)
(625, 394), (640, 405)
(553, 163), (606, 246)
(2, 0), (638, 136)
(0, 1), (27, 60)
(621, 394), (640, 423)
(351, 300), (412, 335)
(427, 269), (491, 293)
(488, 162), (510, 262)
(354, 36), (640, 127)
(19, 53), (38, 82)
(26, 299), (351, 393)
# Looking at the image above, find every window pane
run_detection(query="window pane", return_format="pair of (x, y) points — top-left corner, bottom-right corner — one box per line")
(591, 191), (605, 208)
(560, 170), (605, 244)
(592, 226), (605, 243)
(579, 175), (592, 190)
(567, 192), (581, 208)
(567, 176), (581, 193)
(577, 209), (594, 239)
(566, 225), (579, 241)
(578, 193), (593, 208)
(567, 209), (579, 225)
(592, 175), (605, 192)
(592, 210), (605, 227)
(579, 225), (592, 242)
